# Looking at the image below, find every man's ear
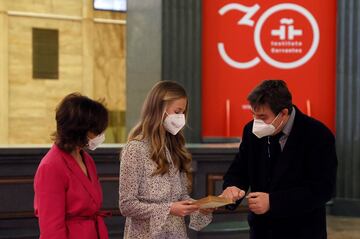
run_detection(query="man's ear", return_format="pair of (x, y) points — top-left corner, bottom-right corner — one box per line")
(282, 108), (289, 116)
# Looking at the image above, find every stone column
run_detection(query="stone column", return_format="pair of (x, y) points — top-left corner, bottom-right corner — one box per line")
(126, 0), (162, 132)
(0, 1), (9, 144)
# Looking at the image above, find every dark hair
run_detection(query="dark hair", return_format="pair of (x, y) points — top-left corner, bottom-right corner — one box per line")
(247, 80), (293, 114)
(53, 93), (108, 152)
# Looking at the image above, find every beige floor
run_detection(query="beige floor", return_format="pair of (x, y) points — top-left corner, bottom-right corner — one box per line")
(328, 215), (360, 239)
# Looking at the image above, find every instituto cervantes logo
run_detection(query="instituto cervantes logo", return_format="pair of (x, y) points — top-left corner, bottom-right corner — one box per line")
(218, 3), (320, 69)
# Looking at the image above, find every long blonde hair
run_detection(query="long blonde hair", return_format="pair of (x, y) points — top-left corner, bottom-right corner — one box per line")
(128, 81), (192, 177)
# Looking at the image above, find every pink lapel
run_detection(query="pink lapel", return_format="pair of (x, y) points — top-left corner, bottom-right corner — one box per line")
(82, 150), (103, 204)
(55, 145), (101, 206)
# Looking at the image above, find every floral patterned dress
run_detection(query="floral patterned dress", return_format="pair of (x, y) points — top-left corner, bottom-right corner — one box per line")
(119, 139), (212, 239)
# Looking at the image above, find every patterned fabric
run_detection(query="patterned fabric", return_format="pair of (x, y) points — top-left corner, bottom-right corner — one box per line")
(119, 139), (212, 239)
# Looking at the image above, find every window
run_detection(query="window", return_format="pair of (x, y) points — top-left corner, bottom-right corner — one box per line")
(32, 28), (59, 79)
(94, 0), (127, 12)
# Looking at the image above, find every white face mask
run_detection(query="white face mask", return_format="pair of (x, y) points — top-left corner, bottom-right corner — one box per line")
(252, 113), (282, 138)
(88, 133), (105, 150)
(163, 113), (186, 135)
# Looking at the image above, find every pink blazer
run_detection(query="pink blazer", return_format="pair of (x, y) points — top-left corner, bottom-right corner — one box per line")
(34, 145), (109, 239)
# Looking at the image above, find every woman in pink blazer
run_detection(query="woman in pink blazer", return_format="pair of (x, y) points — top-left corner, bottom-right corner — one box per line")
(34, 93), (109, 239)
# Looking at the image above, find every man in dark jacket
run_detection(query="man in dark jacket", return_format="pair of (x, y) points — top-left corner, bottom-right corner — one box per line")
(221, 80), (337, 239)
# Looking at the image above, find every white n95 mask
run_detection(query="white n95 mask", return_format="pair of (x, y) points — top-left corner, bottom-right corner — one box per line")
(252, 119), (276, 138)
(163, 113), (186, 135)
(88, 133), (105, 150)
(252, 113), (282, 138)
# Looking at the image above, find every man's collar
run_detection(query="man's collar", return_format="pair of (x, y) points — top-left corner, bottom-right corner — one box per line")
(282, 106), (296, 136)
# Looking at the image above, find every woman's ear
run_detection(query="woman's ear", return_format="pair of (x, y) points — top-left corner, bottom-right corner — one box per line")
(87, 131), (96, 139)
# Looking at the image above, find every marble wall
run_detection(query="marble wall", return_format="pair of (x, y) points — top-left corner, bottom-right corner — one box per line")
(0, 0), (126, 144)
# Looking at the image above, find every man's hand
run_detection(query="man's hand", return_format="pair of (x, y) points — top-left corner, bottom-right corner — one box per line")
(247, 192), (270, 214)
(220, 186), (246, 202)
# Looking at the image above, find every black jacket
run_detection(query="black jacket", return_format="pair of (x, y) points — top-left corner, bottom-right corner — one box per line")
(223, 106), (338, 239)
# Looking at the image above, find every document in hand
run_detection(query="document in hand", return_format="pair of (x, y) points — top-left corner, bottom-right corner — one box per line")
(193, 196), (233, 209)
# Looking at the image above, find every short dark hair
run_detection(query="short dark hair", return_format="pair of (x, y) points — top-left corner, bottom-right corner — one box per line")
(247, 80), (292, 115)
(53, 93), (108, 152)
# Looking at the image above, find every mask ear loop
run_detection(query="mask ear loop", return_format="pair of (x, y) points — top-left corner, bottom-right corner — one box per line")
(275, 119), (284, 132)
(162, 110), (169, 123)
(272, 112), (285, 133)
(271, 112), (281, 124)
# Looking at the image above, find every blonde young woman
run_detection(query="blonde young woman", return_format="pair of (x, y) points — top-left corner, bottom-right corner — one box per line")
(119, 81), (212, 238)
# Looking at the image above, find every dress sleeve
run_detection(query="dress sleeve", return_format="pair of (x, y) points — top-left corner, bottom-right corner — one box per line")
(34, 162), (67, 239)
(118, 141), (171, 235)
(179, 172), (213, 231)
(189, 211), (213, 231)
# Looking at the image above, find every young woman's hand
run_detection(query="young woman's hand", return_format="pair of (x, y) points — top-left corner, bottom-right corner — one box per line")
(170, 200), (200, 217)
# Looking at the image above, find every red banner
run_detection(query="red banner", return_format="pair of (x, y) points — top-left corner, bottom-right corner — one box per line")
(202, 0), (336, 138)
